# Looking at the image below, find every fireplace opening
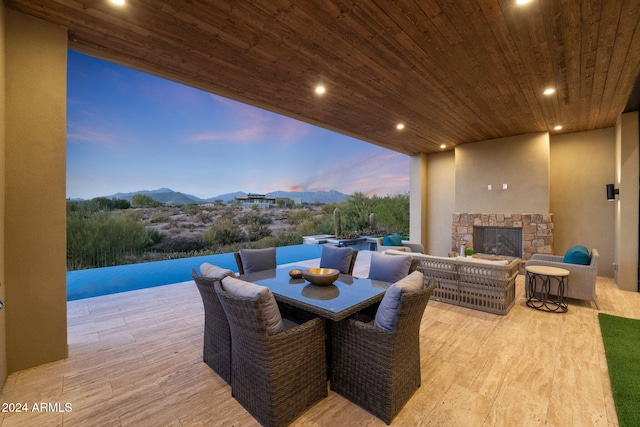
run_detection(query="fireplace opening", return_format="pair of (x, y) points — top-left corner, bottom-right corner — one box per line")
(473, 226), (522, 258)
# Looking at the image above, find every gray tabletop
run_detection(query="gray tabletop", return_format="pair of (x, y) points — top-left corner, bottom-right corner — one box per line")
(241, 265), (392, 321)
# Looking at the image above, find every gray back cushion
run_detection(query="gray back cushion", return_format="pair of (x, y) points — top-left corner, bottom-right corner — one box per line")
(221, 276), (285, 334)
(368, 251), (412, 282)
(239, 247), (276, 273)
(320, 245), (354, 273)
(200, 262), (237, 280)
(374, 271), (424, 330)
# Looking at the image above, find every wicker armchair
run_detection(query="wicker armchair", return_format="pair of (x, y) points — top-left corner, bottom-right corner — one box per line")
(214, 281), (327, 427)
(191, 269), (232, 384)
(525, 248), (600, 308)
(330, 279), (437, 424)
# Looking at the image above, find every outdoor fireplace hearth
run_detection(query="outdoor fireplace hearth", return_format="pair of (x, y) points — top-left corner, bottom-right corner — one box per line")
(474, 226), (523, 258)
(452, 213), (553, 260)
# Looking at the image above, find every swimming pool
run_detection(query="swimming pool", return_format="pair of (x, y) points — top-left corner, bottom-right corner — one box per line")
(67, 244), (323, 301)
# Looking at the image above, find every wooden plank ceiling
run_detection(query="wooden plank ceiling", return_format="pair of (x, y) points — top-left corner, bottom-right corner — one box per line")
(6, 0), (640, 155)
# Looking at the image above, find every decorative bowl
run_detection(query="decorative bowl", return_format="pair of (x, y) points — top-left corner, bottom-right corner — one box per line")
(302, 268), (340, 286)
(289, 269), (303, 279)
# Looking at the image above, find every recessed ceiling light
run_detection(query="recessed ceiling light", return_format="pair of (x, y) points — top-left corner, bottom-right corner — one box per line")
(440, 144), (446, 149)
(554, 125), (563, 130)
(516, 0), (531, 4)
(543, 87), (556, 95)
(396, 123), (405, 130)
(314, 85), (326, 95)
(110, 0), (125, 5)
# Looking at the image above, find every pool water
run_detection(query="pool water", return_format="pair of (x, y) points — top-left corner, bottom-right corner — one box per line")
(67, 244), (323, 301)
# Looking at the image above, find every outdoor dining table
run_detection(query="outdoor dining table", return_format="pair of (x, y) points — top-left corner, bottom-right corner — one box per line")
(240, 265), (393, 321)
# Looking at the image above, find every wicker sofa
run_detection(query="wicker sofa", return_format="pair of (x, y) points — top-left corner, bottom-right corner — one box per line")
(385, 250), (520, 315)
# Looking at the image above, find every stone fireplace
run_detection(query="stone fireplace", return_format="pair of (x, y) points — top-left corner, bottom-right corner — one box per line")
(451, 213), (553, 260)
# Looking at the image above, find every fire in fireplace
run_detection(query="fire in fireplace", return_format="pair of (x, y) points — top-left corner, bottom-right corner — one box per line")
(473, 226), (522, 258)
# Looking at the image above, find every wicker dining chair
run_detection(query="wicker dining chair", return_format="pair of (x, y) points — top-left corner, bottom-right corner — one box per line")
(214, 280), (327, 427)
(330, 276), (437, 424)
(191, 268), (232, 384)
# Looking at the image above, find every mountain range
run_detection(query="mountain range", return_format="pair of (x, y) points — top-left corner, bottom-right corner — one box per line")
(103, 188), (350, 205)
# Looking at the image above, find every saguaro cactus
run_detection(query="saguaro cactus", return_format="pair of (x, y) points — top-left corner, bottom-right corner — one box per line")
(333, 207), (342, 237)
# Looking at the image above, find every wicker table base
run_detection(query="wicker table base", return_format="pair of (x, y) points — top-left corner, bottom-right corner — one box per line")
(525, 265), (569, 313)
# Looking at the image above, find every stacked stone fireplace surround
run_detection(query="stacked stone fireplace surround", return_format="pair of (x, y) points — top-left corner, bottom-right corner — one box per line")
(451, 213), (553, 267)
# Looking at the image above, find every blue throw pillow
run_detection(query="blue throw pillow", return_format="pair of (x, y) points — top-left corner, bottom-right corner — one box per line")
(563, 245), (591, 265)
(382, 233), (403, 246)
(374, 271), (424, 330)
(368, 251), (412, 282)
(239, 247), (276, 273)
(320, 245), (354, 273)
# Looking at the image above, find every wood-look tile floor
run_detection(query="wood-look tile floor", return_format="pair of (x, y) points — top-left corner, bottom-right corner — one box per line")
(1, 251), (638, 426)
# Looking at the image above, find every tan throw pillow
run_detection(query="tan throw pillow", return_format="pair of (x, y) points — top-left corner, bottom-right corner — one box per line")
(200, 262), (237, 280)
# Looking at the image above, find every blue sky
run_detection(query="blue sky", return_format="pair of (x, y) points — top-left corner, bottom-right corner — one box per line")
(66, 51), (409, 200)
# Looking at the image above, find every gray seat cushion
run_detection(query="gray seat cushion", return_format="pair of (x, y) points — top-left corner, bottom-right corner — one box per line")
(368, 251), (412, 282)
(320, 245), (354, 273)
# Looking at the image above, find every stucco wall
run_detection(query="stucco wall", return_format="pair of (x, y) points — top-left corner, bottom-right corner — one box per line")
(425, 151), (455, 256)
(455, 133), (550, 213)
(615, 112), (639, 291)
(423, 129), (619, 278)
(549, 128), (616, 277)
(0, 1), (7, 385)
(5, 10), (68, 372)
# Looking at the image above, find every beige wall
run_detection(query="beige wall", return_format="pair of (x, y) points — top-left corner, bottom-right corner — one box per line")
(425, 151), (455, 256)
(549, 128), (616, 277)
(455, 133), (550, 213)
(0, 1), (7, 385)
(418, 129), (621, 278)
(615, 111), (639, 291)
(5, 10), (68, 372)
(409, 154), (428, 246)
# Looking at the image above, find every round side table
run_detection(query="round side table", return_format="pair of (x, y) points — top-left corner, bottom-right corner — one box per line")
(525, 265), (569, 313)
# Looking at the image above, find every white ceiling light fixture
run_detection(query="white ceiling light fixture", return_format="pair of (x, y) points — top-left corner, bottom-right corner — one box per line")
(554, 125), (563, 130)
(110, 0), (125, 5)
(516, 0), (531, 4)
(440, 144), (446, 149)
(543, 87), (556, 95)
(314, 85), (326, 95)
(396, 123), (405, 130)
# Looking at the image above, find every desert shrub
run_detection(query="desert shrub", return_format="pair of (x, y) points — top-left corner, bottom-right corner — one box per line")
(150, 212), (170, 223)
(252, 232), (302, 248)
(370, 193), (410, 235)
(238, 211), (272, 225)
(153, 235), (206, 253)
(131, 194), (162, 208)
(289, 209), (311, 225)
(67, 208), (153, 269)
(203, 219), (244, 246)
(197, 210), (213, 223)
(297, 219), (317, 236)
(183, 203), (199, 215)
(247, 224), (272, 241)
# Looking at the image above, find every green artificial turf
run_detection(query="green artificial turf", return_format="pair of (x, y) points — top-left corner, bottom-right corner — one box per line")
(598, 313), (640, 427)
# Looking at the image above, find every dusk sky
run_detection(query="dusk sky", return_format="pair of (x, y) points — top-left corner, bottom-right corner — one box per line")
(66, 51), (410, 200)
